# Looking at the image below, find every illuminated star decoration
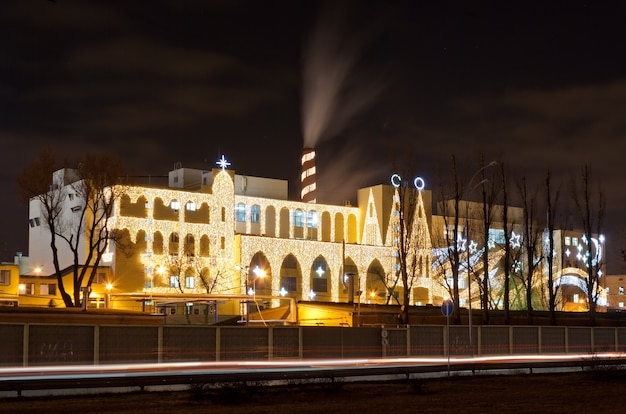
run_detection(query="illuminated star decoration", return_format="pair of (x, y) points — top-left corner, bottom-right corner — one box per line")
(216, 155), (231, 170)
(468, 240), (478, 254)
(510, 231), (521, 249)
(487, 239), (496, 249)
(279, 287), (288, 297)
(457, 235), (467, 252)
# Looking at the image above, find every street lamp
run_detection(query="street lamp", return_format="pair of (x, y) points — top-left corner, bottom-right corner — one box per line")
(241, 265), (266, 325)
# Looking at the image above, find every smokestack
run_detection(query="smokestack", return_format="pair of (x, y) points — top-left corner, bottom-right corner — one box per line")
(301, 148), (317, 203)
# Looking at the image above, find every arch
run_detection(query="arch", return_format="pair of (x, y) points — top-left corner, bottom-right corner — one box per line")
(555, 267), (590, 311)
(119, 194), (148, 218)
(293, 209), (304, 238)
(153, 197), (178, 221)
(183, 233), (195, 256)
(347, 213), (357, 243)
(321, 211), (331, 242)
(310, 255), (331, 302)
(279, 254), (302, 299)
(250, 204), (261, 235)
(153, 231), (164, 255)
(168, 232), (179, 255)
(334, 212), (344, 242)
(265, 205), (276, 237)
(306, 210), (318, 240)
(365, 259), (387, 305)
(135, 230), (147, 253)
(199, 235), (210, 257)
(279, 207), (290, 238)
(338, 257), (359, 302)
(246, 252), (272, 296)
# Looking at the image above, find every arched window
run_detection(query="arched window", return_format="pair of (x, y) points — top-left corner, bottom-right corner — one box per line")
(235, 203), (246, 222)
(293, 209), (304, 227)
(251, 205), (261, 223)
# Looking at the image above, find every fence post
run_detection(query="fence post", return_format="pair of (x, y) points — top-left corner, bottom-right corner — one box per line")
(93, 325), (99, 365)
(23, 323), (29, 367)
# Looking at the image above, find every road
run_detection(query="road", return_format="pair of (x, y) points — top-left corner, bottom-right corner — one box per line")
(1, 353), (625, 397)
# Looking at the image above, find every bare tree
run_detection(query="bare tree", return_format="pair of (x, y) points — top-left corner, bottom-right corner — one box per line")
(478, 157), (500, 324)
(436, 155), (464, 325)
(500, 163), (513, 324)
(18, 149), (125, 307)
(17, 147), (72, 305)
(571, 165), (605, 326)
(517, 176), (544, 324)
(390, 172), (430, 325)
(544, 170), (561, 325)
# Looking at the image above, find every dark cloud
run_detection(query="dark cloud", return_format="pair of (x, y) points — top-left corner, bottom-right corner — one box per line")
(1, 0), (626, 273)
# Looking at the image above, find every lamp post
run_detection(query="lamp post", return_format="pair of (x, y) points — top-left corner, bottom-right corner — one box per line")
(463, 160), (496, 355)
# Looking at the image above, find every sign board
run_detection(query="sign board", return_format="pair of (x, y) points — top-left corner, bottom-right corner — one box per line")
(441, 300), (454, 317)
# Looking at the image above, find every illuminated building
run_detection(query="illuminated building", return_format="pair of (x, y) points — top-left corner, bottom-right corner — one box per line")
(20, 157), (607, 318)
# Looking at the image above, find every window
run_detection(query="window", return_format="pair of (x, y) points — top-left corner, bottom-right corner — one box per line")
(40, 283), (57, 296)
(171, 200), (180, 211)
(564, 236), (571, 246)
(185, 276), (195, 289)
(620, 302), (624, 308)
(221, 207), (226, 222)
(144, 280), (152, 289)
(0, 270), (10, 285)
(488, 228), (505, 245)
(281, 276), (297, 292)
(293, 209), (304, 227)
(235, 203), (246, 222)
(186, 201), (196, 211)
(572, 237), (578, 247)
(251, 205), (261, 223)
(23, 283), (35, 295)
(307, 211), (318, 228)
(94, 273), (106, 284)
(68, 193), (74, 201)
(71, 206), (81, 212)
(220, 236), (225, 250)
(619, 286), (624, 295)
(170, 276), (179, 288)
(312, 277), (327, 293)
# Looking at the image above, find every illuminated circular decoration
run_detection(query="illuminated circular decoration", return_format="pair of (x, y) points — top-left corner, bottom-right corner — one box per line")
(413, 177), (425, 190)
(390, 174), (425, 190)
(390, 174), (401, 188)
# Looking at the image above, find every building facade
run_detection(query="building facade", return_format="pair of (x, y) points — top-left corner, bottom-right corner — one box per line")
(17, 161), (607, 318)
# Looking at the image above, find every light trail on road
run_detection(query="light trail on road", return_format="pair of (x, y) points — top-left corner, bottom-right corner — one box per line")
(1, 353), (625, 397)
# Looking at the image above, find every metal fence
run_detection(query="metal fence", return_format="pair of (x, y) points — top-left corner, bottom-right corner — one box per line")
(2, 323), (626, 367)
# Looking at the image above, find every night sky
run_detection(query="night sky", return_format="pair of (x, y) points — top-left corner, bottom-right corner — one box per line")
(2, 1), (626, 273)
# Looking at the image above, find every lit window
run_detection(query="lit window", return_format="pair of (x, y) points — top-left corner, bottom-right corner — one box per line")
(251, 205), (261, 223)
(170, 276), (179, 288)
(307, 211), (318, 228)
(40, 283), (56, 296)
(235, 203), (246, 222)
(23, 283), (35, 295)
(619, 286), (624, 295)
(293, 209), (304, 227)
(186, 201), (196, 211)
(185, 276), (195, 289)
(572, 238), (578, 246)
(620, 302), (624, 308)
(171, 200), (180, 211)
(564, 237), (571, 246)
